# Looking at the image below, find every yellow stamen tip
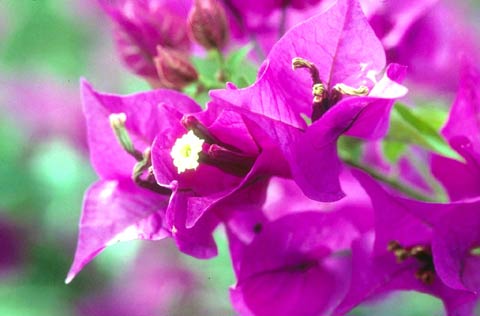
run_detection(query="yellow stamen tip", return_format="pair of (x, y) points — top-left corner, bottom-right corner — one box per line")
(292, 57), (313, 70)
(170, 130), (204, 174)
(333, 83), (369, 96)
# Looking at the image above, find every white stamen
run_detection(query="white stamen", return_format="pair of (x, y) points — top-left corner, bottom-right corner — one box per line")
(170, 130), (204, 174)
(109, 112), (127, 127)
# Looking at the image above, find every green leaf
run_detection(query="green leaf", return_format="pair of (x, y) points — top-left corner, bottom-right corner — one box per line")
(186, 46), (258, 106)
(226, 45), (252, 71)
(224, 45), (258, 88)
(337, 136), (363, 162)
(382, 140), (407, 163)
(387, 104), (462, 161)
(191, 54), (221, 84)
(408, 102), (448, 131)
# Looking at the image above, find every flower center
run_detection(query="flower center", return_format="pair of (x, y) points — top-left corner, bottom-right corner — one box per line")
(170, 130), (205, 173)
(388, 240), (435, 285)
(169, 115), (257, 177)
(292, 57), (369, 122)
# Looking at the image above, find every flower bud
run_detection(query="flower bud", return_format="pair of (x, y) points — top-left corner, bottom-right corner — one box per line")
(99, 0), (191, 79)
(154, 46), (199, 90)
(187, 0), (229, 50)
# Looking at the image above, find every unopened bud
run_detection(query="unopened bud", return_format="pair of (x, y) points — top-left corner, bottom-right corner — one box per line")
(154, 46), (198, 90)
(187, 0), (229, 50)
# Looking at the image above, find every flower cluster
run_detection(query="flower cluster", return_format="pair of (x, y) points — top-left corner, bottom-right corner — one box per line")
(67, 0), (480, 314)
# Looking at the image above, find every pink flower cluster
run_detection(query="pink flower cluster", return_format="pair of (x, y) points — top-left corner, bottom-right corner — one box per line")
(67, 0), (480, 315)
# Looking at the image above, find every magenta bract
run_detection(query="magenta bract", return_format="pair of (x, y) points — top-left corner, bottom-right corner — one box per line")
(337, 171), (479, 315)
(432, 64), (480, 201)
(66, 81), (217, 283)
(230, 211), (359, 316)
(212, 0), (407, 201)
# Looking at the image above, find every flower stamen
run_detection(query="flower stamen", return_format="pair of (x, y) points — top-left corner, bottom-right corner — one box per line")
(292, 56), (370, 122)
(109, 112), (143, 161)
(333, 83), (369, 96)
(388, 240), (435, 285)
(292, 57), (322, 85)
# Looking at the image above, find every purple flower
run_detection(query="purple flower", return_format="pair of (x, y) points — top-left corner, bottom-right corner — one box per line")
(98, 0), (191, 82)
(229, 211), (360, 316)
(432, 63), (480, 200)
(225, 168), (375, 315)
(212, 0), (407, 201)
(66, 80), (218, 283)
(336, 171), (478, 315)
(150, 100), (290, 243)
(337, 234), (477, 316)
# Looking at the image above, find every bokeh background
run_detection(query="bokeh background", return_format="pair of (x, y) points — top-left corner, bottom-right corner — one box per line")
(0, 1), (479, 315)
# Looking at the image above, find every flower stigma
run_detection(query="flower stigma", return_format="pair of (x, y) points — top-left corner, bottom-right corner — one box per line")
(170, 130), (205, 173)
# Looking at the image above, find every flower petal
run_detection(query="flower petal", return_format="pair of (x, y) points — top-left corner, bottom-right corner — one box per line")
(66, 179), (169, 283)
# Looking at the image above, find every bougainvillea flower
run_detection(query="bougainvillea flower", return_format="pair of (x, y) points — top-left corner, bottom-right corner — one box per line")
(225, 169), (374, 279)
(336, 171), (478, 315)
(337, 234), (477, 316)
(229, 211), (360, 316)
(98, 0), (191, 82)
(432, 64), (480, 200)
(66, 80), (218, 283)
(150, 99), (290, 239)
(212, 0), (407, 201)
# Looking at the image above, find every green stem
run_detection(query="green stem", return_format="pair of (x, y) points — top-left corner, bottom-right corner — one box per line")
(342, 157), (436, 202)
(214, 48), (227, 83)
(197, 77), (224, 91)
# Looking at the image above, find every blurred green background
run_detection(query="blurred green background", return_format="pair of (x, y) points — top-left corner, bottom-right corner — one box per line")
(0, 1), (478, 315)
